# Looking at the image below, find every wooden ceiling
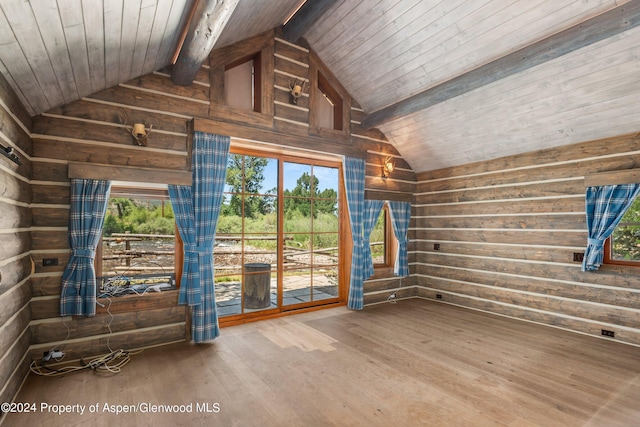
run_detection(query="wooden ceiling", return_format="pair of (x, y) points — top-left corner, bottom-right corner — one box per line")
(1, 0), (639, 172)
(0, 0), (193, 115)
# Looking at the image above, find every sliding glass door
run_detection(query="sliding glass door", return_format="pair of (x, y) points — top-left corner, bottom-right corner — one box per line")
(282, 162), (339, 307)
(215, 149), (342, 319)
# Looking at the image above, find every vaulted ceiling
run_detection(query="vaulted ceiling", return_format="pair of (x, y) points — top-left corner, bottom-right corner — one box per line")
(1, 0), (639, 172)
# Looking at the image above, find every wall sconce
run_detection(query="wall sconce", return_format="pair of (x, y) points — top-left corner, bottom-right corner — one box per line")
(119, 108), (152, 146)
(289, 78), (308, 105)
(131, 123), (152, 146)
(382, 157), (394, 179)
(1, 144), (20, 165)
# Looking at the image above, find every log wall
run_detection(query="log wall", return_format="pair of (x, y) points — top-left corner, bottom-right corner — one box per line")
(0, 71), (33, 415)
(27, 28), (416, 364)
(414, 132), (640, 347)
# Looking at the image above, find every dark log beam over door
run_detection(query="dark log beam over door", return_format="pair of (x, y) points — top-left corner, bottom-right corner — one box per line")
(172, 0), (239, 86)
(282, 0), (337, 43)
(362, 0), (640, 129)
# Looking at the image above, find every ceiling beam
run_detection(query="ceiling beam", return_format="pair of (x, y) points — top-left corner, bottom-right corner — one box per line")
(282, 0), (337, 43)
(172, 0), (239, 86)
(362, 0), (640, 129)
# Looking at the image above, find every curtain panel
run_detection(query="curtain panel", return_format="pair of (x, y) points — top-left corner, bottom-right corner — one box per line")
(389, 201), (411, 277)
(582, 184), (640, 271)
(60, 179), (111, 317)
(363, 199), (384, 279)
(170, 132), (230, 342)
(343, 157), (366, 310)
(168, 186), (199, 305)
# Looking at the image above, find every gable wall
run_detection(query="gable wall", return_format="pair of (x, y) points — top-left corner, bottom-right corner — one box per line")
(26, 29), (417, 362)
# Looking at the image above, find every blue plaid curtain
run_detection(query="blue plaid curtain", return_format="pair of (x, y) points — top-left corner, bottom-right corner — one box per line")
(168, 186), (199, 305)
(60, 179), (111, 316)
(343, 157), (366, 310)
(389, 201), (411, 277)
(363, 199), (384, 279)
(582, 184), (640, 271)
(170, 132), (230, 342)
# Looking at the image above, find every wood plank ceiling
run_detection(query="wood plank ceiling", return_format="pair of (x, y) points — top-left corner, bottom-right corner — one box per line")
(302, 0), (640, 172)
(1, 0), (639, 173)
(0, 0), (301, 116)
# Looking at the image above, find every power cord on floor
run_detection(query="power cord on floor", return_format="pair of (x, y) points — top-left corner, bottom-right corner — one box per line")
(29, 348), (142, 377)
(30, 295), (142, 377)
(387, 278), (403, 303)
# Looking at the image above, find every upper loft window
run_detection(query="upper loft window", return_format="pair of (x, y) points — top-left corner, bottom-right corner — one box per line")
(309, 51), (350, 140)
(209, 31), (274, 125)
(316, 72), (343, 131)
(224, 53), (262, 112)
(605, 195), (640, 266)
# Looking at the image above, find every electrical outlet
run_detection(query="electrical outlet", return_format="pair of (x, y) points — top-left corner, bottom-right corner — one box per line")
(434, 243), (440, 251)
(42, 258), (58, 267)
(436, 294), (442, 300)
(601, 329), (615, 338)
(573, 253), (584, 262)
(42, 349), (64, 362)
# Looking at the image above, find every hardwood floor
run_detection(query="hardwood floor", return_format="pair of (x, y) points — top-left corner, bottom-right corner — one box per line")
(4, 299), (640, 426)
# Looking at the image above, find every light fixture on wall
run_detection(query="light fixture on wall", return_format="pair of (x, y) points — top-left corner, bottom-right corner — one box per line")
(0, 144), (20, 165)
(119, 109), (152, 146)
(288, 78), (308, 105)
(382, 157), (394, 179)
(131, 123), (152, 146)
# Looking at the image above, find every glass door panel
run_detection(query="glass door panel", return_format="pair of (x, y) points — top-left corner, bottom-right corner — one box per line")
(216, 153), (341, 318)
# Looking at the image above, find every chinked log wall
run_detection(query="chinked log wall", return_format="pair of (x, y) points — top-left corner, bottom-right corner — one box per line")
(414, 132), (640, 347)
(27, 28), (416, 362)
(0, 72), (33, 409)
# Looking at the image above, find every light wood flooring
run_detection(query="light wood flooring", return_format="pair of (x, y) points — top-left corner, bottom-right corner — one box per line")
(4, 299), (640, 426)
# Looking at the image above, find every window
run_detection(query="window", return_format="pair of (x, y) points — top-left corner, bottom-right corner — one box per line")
(308, 51), (350, 140)
(369, 203), (396, 269)
(316, 72), (343, 131)
(224, 53), (262, 112)
(605, 195), (640, 266)
(215, 148), (343, 319)
(209, 32), (274, 126)
(283, 161), (340, 306)
(96, 185), (178, 296)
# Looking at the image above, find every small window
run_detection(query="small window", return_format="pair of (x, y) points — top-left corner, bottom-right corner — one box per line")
(308, 51), (350, 140)
(370, 203), (395, 268)
(316, 72), (343, 131)
(605, 195), (640, 265)
(224, 53), (262, 112)
(96, 185), (179, 296)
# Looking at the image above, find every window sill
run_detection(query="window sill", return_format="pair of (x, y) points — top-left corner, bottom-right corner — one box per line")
(95, 289), (180, 316)
(369, 266), (396, 279)
(209, 105), (274, 129)
(598, 263), (640, 274)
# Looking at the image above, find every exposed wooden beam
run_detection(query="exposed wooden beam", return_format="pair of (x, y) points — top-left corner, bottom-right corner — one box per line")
(362, 0), (640, 129)
(282, 0), (337, 43)
(193, 118), (364, 158)
(172, 0), (239, 86)
(68, 162), (192, 185)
